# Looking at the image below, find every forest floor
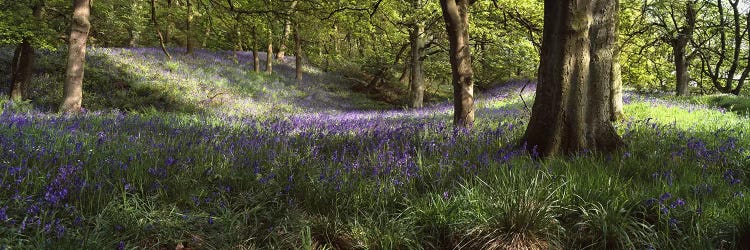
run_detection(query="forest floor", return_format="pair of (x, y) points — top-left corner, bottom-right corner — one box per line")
(0, 47), (749, 249)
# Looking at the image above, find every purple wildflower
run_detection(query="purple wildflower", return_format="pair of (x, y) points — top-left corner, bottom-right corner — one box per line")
(670, 198), (685, 208)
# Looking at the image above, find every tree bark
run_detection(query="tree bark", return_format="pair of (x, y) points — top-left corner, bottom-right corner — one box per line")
(252, 26), (260, 72)
(277, 0), (298, 60)
(165, 0), (173, 45)
(10, 40), (34, 101)
(523, 0), (624, 157)
(440, 0), (475, 129)
(127, 28), (138, 47)
(266, 25), (273, 74)
(410, 0), (426, 109)
(9, 2), (44, 101)
(60, 0), (91, 113)
(611, 46), (625, 121)
(674, 42), (690, 96)
(295, 24), (303, 82)
(150, 0), (172, 59)
(185, 0), (194, 55)
(201, 25), (211, 47)
(611, 5), (624, 121)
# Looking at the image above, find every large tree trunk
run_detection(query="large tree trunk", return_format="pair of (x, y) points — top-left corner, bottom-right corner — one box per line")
(440, 0), (474, 129)
(10, 40), (34, 101)
(410, 0), (426, 109)
(277, 0), (298, 60)
(523, 0), (624, 157)
(252, 26), (260, 72)
(60, 0), (91, 113)
(295, 24), (303, 82)
(185, 0), (194, 55)
(150, 0), (172, 59)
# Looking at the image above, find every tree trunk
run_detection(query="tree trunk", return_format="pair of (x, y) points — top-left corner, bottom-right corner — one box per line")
(9, 3), (44, 101)
(399, 64), (410, 84)
(611, 47), (625, 121)
(150, 0), (172, 59)
(440, 0), (474, 129)
(201, 25), (211, 47)
(611, 7), (624, 121)
(674, 42), (690, 96)
(295, 24), (303, 82)
(252, 26), (260, 72)
(165, 0), (173, 45)
(523, 0), (624, 157)
(127, 28), (138, 47)
(266, 25), (273, 74)
(60, 0), (91, 113)
(10, 40), (34, 101)
(277, 0), (298, 60)
(185, 0), (194, 55)
(410, 0), (426, 109)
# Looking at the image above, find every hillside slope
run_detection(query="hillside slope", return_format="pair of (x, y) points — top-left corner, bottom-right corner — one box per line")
(0, 47), (391, 115)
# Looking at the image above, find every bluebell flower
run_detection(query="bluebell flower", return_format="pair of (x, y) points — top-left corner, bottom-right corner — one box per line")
(670, 198), (685, 208)
(0, 206), (7, 221)
(659, 192), (672, 202)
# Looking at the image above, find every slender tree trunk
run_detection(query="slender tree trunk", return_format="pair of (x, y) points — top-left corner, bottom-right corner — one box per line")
(410, 0), (426, 109)
(277, 0), (298, 60)
(399, 64), (410, 84)
(295, 24), (303, 82)
(165, 0), (173, 45)
(266, 25), (273, 74)
(127, 28), (138, 47)
(10, 40), (34, 101)
(185, 0), (194, 55)
(674, 42), (690, 96)
(522, 0), (624, 157)
(252, 26), (260, 72)
(332, 24), (340, 55)
(150, 0), (171, 59)
(60, 0), (91, 113)
(440, 0), (474, 129)
(9, 3), (44, 101)
(201, 25), (211, 47)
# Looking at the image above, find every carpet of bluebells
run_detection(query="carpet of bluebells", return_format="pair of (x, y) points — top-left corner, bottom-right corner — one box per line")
(0, 48), (749, 249)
